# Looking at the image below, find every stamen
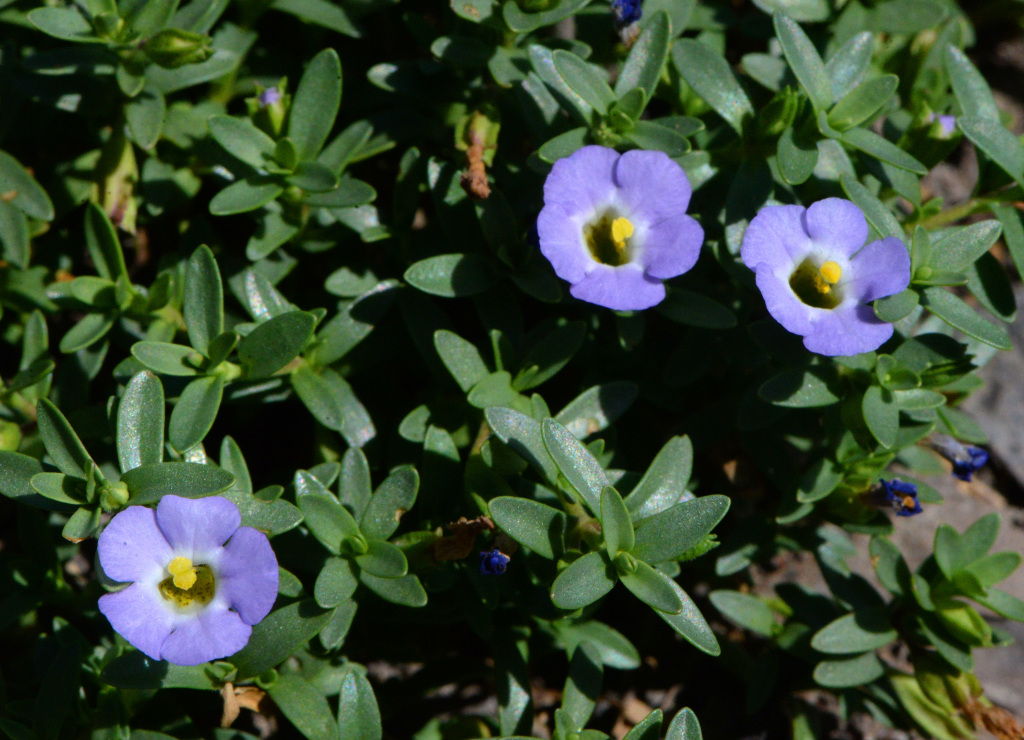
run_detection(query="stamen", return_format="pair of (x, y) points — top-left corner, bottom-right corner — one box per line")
(611, 217), (634, 250)
(168, 556), (197, 590)
(819, 261), (842, 285)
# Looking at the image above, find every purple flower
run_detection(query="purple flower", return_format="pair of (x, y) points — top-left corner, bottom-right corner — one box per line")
(928, 113), (957, 138)
(537, 146), (703, 311)
(879, 478), (922, 517)
(98, 496), (278, 666)
(479, 549), (511, 575)
(740, 198), (911, 356)
(258, 86), (282, 108)
(612, 0), (642, 27)
(930, 435), (989, 482)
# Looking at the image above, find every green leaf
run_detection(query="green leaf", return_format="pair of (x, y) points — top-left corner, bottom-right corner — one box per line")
(957, 116), (1024, 187)
(758, 367), (842, 407)
(774, 12), (831, 111)
(601, 486), (634, 557)
(486, 407), (560, 482)
(100, 652), (228, 690)
(920, 287), (1011, 350)
(672, 39), (752, 134)
(991, 203), (1024, 278)
(562, 644), (603, 730)
(209, 176), (284, 215)
(502, 0), (590, 33)
(288, 49), (342, 160)
(827, 75), (897, 131)
(125, 89), (166, 150)
(288, 161), (339, 192)
(839, 174), (904, 239)
(824, 32), (873, 100)
(297, 475), (360, 553)
(0, 451), (74, 511)
(632, 495), (730, 564)
(538, 127), (590, 164)
(840, 128), (927, 174)
(489, 496), (566, 559)
(355, 539), (408, 578)
(358, 572), (427, 607)
(656, 580), (720, 655)
(117, 371), (165, 473)
(862, 386), (898, 448)
(874, 289), (919, 322)
(657, 289), (737, 329)
(360, 466), (417, 541)
(36, 398), (93, 478)
(337, 669), (382, 740)
(230, 599), (336, 679)
(625, 436), (692, 520)
(85, 202), (130, 284)
(59, 313), (114, 354)
(811, 606), (898, 653)
(967, 251), (1016, 322)
(665, 707), (703, 740)
(267, 674), (340, 740)
(796, 456), (843, 503)
(620, 560), (682, 613)
(31, 473), (85, 505)
(514, 321), (586, 391)
(27, 6), (97, 42)
(123, 462), (235, 505)
(542, 418), (608, 514)
(945, 45), (1000, 123)
(404, 253), (495, 298)
(272, 0), (359, 36)
(434, 330), (489, 392)
(220, 489), (303, 537)
(0, 151), (54, 221)
(777, 126), (819, 186)
(132, 341), (204, 376)
(314, 557), (358, 608)
(615, 10), (671, 102)
(0, 200), (29, 269)
(813, 651), (885, 688)
(929, 220), (1001, 273)
(554, 382), (639, 438)
(184, 245), (224, 356)
(208, 115), (277, 170)
(553, 51), (615, 116)
(551, 551), (616, 610)
(168, 375), (225, 451)
(708, 590), (778, 637)
(238, 311), (317, 378)
(301, 177), (376, 208)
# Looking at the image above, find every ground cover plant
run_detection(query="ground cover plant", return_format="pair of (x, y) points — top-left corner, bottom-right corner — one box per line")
(2, 0), (1024, 737)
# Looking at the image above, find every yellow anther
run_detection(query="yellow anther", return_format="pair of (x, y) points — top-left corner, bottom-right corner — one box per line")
(819, 261), (842, 285)
(610, 217), (634, 249)
(168, 556), (197, 590)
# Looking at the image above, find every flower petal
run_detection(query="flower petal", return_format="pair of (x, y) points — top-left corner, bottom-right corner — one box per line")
(845, 237), (911, 302)
(543, 146), (619, 216)
(754, 268), (814, 335)
(639, 214), (703, 279)
(740, 205), (811, 271)
(613, 149), (693, 222)
(803, 304), (894, 356)
(569, 264), (665, 310)
(156, 495), (241, 559)
(159, 605), (252, 666)
(98, 505), (173, 583)
(217, 527), (279, 625)
(537, 203), (592, 283)
(803, 198), (868, 257)
(99, 584), (175, 661)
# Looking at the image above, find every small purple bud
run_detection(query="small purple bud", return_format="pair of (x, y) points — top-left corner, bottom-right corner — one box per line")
(479, 549), (510, 575)
(612, 0), (642, 27)
(259, 86), (282, 108)
(931, 435), (989, 482)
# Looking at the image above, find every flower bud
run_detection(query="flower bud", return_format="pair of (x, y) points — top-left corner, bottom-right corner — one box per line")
(143, 29), (213, 69)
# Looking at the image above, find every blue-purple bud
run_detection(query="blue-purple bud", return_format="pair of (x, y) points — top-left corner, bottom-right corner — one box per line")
(479, 549), (510, 575)
(931, 435), (989, 482)
(879, 479), (922, 517)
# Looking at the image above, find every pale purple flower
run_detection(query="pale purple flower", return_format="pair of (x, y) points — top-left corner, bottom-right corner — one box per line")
(537, 146), (703, 311)
(928, 113), (957, 138)
(98, 495), (278, 666)
(258, 86), (282, 108)
(740, 198), (910, 356)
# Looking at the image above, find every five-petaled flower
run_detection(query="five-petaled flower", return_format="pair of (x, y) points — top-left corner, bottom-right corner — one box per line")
(538, 146), (704, 311)
(740, 198), (911, 356)
(879, 478), (922, 517)
(931, 435), (989, 482)
(98, 495), (278, 666)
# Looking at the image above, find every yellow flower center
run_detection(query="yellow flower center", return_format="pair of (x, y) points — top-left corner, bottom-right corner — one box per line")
(159, 558), (216, 608)
(584, 212), (635, 266)
(789, 258), (844, 309)
(168, 556), (198, 589)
